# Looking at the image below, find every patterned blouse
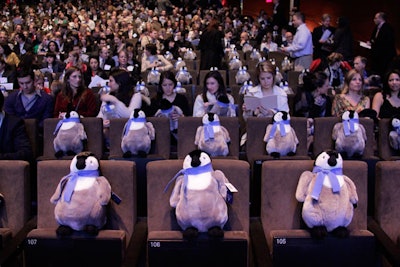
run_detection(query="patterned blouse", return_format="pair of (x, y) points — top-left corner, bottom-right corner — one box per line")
(332, 94), (369, 117)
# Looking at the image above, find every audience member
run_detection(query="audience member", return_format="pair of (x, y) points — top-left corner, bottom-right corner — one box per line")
(193, 70), (236, 117)
(369, 12), (397, 78)
(0, 42), (20, 67)
(0, 58), (16, 86)
(332, 69), (370, 117)
(242, 60), (289, 119)
(147, 70), (191, 117)
(0, 90), (33, 161)
(372, 69), (400, 119)
(198, 18), (224, 70)
(4, 68), (53, 130)
(312, 13), (335, 60)
(141, 43), (173, 73)
(260, 32), (278, 53)
(280, 12), (313, 70)
(331, 16), (353, 62)
(54, 66), (98, 118)
(353, 56), (369, 85)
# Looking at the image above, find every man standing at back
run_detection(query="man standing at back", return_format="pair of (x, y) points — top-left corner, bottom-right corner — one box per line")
(369, 12), (397, 78)
(280, 12), (313, 70)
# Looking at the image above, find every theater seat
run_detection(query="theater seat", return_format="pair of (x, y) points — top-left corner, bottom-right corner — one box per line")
(147, 159), (250, 267)
(177, 116), (240, 159)
(108, 117), (170, 217)
(377, 118), (400, 161)
(245, 116), (310, 216)
(257, 160), (375, 267)
(368, 161), (400, 266)
(0, 161), (31, 255)
(39, 117), (104, 161)
(24, 160), (137, 267)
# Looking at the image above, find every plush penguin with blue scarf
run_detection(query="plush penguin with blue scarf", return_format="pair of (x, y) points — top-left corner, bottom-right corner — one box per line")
(121, 109), (155, 158)
(263, 111), (298, 158)
(154, 98), (183, 138)
(389, 115), (400, 151)
(50, 152), (112, 236)
(168, 150), (229, 239)
(295, 150), (358, 239)
(195, 113), (230, 157)
(53, 110), (87, 158)
(332, 110), (366, 158)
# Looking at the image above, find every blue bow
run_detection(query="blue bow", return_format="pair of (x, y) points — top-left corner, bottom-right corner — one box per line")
(343, 118), (358, 136)
(163, 163), (214, 193)
(268, 120), (290, 139)
(311, 166), (342, 200)
(123, 117), (147, 136)
(53, 117), (80, 135)
(62, 170), (100, 202)
(204, 121), (220, 141)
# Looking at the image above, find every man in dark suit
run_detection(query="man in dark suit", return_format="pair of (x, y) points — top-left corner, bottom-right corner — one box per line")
(370, 12), (397, 77)
(13, 32), (33, 59)
(312, 13), (335, 60)
(98, 46), (115, 73)
(0, 88), (33, 161)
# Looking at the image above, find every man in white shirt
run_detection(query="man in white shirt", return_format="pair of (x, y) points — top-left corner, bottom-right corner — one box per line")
(280, 12), (313, 70)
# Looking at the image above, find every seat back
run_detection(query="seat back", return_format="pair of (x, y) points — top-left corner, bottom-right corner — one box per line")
(147, 159), (250, 234)
(261, 160), (369, 248)
(177, 116), (240, 159)
(313, 117), (376, 159)
(36, 160), (136, 244)
(377, 118), (400, 160)
(0, 161), (30, 237)
(24, 118), (41, 159)
(375, 161), (400, 243)
(245, 116), (310, 165)
(108, 117), (170, 160)
(267, 51), (288, 69)
(41, 117), (104, 160)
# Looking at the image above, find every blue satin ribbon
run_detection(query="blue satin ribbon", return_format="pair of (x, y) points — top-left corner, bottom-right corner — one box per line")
(311, 166), (342, 200)
(163, 163), (214, 193)
(123, 117), (147, 136)
(268, 120), (290, 139)
(343, 118), (358, 136)
(204, 121), (220, 141)
(53, 117), (81, 135)
(63, 170), (100, 202)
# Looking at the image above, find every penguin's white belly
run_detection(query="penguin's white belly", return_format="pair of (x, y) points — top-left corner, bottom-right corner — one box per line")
(129, 123), (145, 131)
(60, 122), (76, 130)
(186, 173), (213, 190)
(74, 177), (96, 191)
(322, 174), (344, 188)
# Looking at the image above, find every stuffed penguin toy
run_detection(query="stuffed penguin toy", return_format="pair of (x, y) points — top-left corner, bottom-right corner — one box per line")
(195, 113), (230, 157)
(175, 66), (192, 85)
(135, 80), (151, 106)
(239, 80), (254, 95)
(332, 110), (367, 159)
(174, 57), (186, 71)
(174, 82), (186, 94)
(228, 55), (242, 70)
(121, 109), (155, 158)
(264, 111), (298, 158)
(235, 66), (251, 85)
(389, 115), (400, 151)
(295, 150), (358, 239)
(183, 48), (196, 60)
(154, 98), (183, 138)
(53, 110), (87, 158)
(168, 149), (229, 239)
(228, 46), (239, 60)
(209, 95), (235, 117)
(147, 67), (161, 85)
(50, 151), (112, 236)
(249, 48), (260, 60)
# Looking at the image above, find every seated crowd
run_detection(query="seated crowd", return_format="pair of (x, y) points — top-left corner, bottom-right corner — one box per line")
(0, 0), (398, 162)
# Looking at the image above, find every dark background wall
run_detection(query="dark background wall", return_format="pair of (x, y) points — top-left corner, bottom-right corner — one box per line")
(241, 0), (400, 69)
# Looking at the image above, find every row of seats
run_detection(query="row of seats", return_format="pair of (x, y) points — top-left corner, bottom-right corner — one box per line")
(1, 157), (399, 266)
(35, 116), (397, 163)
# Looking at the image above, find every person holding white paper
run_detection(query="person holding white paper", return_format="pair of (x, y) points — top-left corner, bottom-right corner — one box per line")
(312, 13), (335, 60)
(242, 60), (289, 119)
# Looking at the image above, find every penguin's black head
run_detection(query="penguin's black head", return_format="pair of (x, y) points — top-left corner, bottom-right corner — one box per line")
(75, 151), (96, 170)
(207, 112), (215, 122)
(187, 149), (211, 168)
(133, 108), (141, 118)
(326, 150), (339, 167)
